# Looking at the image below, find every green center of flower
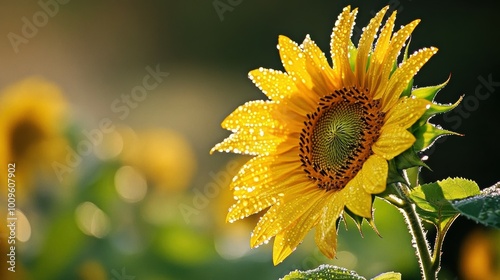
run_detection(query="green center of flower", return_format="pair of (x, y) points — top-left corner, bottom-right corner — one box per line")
(311, 103), (365, 173)
(299, 87), (385, 191)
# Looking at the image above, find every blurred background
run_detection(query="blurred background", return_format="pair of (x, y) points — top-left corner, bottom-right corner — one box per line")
(0, 0), (499, 279)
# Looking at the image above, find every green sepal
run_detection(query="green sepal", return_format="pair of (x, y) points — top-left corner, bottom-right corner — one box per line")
(386, 159), (407, 185)
(343, 207), (364, 234)
(413, 123), (461, 151)
(409, 177), (480, 230)
(395, 147), (428, 170)
(411, 77), (449, 102)
(280, 264), (365, 280)
(416, 95), (463, 127)
(451, 182), (500, 229)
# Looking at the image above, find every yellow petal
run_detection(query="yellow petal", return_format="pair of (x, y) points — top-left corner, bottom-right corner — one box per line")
(227, 196), (274, 223)
(381, 47), (438, 111)
(384, 96), (430, 129)
(230, 146), (303, 193)
(210, 129), (283, 156)
(272, 198), (324, 265)
(373, 19), (420, 100)
(355, 6), (389, 87)
(371, 11), (396, 67)
(344, 178), (373, 218)
(250, 188), (323, 248)
(302, 35), (337, 93)
(248, 68), (297, 101)
(367, 11), (396, 96)
(228, 175), (312, 222)
(372, 124), (415, 160)
(353, 154), (388, 194)
(221, 100), (282, 132)
(315, 193), (344, 259)
(381, 20), (420, 80)
(278, 35), (312, 88)
(330, 6), (357, 86)
(228, 160), (311, 222)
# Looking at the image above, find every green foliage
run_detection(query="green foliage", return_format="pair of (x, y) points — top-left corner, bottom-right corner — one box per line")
(371, 272), (402, 280)
(280, 265), (364, 280)
(280, 265), (401, 280)
(409, 178), (480, 230)
(451, 182), (500, 228)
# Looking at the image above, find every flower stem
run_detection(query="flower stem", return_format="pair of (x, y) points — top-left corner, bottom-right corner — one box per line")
(431, 215), (458, 276)
(399, 199), (436, 280)
(385, 183), (437, 279)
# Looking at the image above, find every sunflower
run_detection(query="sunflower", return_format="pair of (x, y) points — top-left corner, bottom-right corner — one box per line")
(0, 77), (68, 202)
(119, 127), (197, 193)
(211, 6), (437, 265)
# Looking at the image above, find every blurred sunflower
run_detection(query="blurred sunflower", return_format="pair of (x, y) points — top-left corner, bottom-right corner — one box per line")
(119, 127), (196, 193)
(211, 6), (437, 264)
(0, 77), (68, 202)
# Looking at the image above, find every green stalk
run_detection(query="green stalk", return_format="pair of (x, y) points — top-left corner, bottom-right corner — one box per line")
(385, 182), (437, 280)
(399, 198), (436, 280)
(431, 214), (458, 276)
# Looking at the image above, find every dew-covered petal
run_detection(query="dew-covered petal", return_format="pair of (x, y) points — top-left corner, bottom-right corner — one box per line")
(372, 124), (415, 160)
(381, 47), (438, 111)
(248, 68), (297, 101)
(272, 197), (325, 265)
(355, 6), (388, 87)
(330, 6), (357, 86)
(373, 19), (420, 100)
(228, 170), (312, 222)
(220, 100), (282, 132)
(210, 129), (284, 156)
(302, 35), (337, 93)
(384, 96), (430, 129)
(315, 193), (344, 259)
(278, 35), (313, 89)
(250, 188), (324, 248)
(344, 177), (373, 218)
(352, 154), (388, 194)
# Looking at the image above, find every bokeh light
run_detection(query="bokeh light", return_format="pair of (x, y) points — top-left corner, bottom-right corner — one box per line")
(75, 202), (111, 238)
(114, 165), (148, 203)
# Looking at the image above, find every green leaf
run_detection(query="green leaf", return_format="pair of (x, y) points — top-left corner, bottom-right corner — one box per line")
(280, 265), (365, 280)
(413, 123), (460, 151)
(451, 182), (500, 228)
(409, 177), (480, 230)
(371, 272), (402, 280)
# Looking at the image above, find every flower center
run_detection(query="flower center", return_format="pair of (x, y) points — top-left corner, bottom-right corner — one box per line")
(299, 87), (385, 191)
